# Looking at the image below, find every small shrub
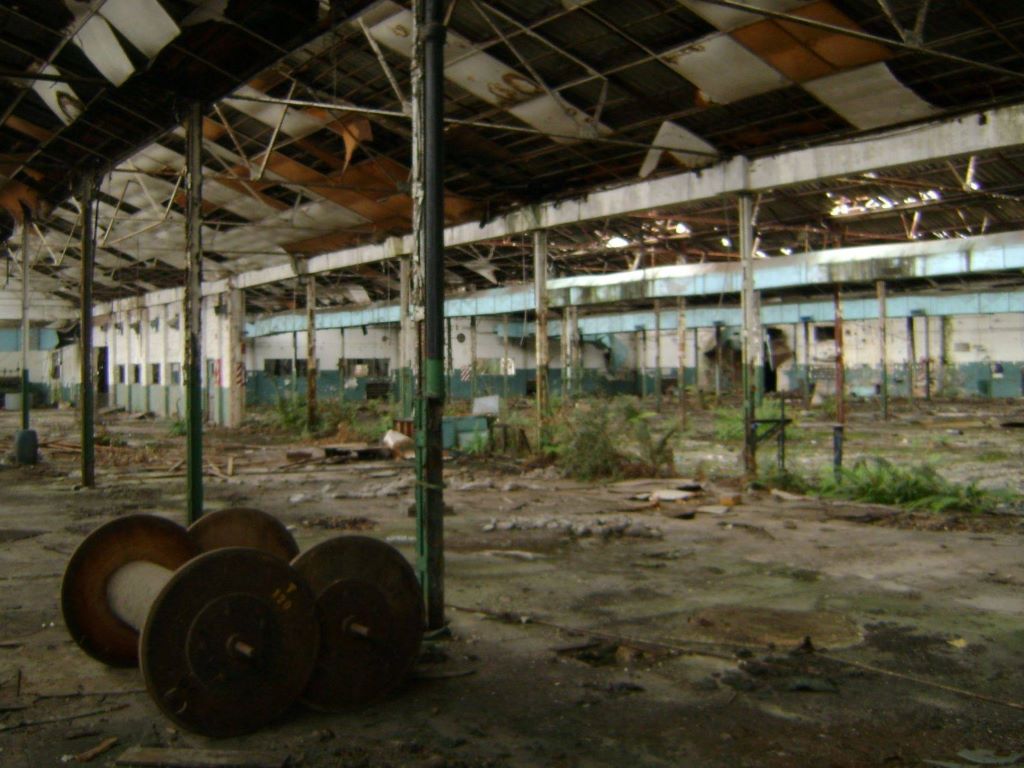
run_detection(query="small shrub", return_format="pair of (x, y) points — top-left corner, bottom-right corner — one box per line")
(556, 403), (622, 481)
(168, 418), (187, 437)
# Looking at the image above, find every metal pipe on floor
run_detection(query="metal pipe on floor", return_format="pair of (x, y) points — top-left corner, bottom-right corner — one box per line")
(184, 102), (205, 523)
(79, 174), (97, 487)
(414, 0), (447, 630)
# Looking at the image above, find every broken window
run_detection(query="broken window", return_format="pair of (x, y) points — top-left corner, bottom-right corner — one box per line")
(264, 359), (293, 377)
(151, 363), (161, 385)
(342, 359), (390, 378)
(131, 364), (141, 384)
(170, 363), (182, 385)
(814, 325), (836, 342)
(116, 364), (126, 384)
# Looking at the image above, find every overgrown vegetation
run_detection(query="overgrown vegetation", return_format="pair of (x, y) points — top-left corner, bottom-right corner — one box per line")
(168, 418), (187, 437)
(760, 457), (1011, 515)
(549, 397), (680, 481)
(247, 393), (393, 441)
(818, 457), (1007, 514)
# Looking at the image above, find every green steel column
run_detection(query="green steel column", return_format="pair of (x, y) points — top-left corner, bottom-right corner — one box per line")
(877, 280), (889, 420)
(79, 175), (97, 487)
(184, 103), (204, 523)
(19, 209), (30, 431)
(414, 0), (447, 630)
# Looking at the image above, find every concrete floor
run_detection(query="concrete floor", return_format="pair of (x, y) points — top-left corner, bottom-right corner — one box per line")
(1, 403), (1023, 767)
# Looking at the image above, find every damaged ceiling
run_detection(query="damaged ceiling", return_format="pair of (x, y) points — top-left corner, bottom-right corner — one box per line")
(2, 0), (1024, 312)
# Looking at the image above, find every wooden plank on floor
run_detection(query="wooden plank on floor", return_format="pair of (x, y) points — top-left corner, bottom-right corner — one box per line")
(115, 747), (288, 768)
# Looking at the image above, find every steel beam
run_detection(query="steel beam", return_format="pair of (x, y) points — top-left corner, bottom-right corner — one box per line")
(91, 103), (1024, 298)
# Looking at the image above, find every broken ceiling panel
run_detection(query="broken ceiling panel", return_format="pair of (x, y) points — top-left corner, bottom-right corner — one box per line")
(678, 0), (810, 33)
(224, 86), (327, 140)
(662, 33), (791, 104)
(367, 4), (609, 142)
(31, 65), (84, 125)
(639, 121), (719, 178)
(99, 0), (180, 58)
(72, 14), (136, 86)
(804, 62), (938, 130)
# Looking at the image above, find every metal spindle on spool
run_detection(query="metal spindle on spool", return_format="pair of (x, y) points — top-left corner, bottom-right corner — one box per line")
(62, 515), (319, 737)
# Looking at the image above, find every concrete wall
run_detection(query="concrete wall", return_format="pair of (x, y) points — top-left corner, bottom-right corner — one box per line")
(56, 293), (1024, 424)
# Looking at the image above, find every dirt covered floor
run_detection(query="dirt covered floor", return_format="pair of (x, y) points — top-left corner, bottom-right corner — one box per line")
(0, 400), (1023, 767)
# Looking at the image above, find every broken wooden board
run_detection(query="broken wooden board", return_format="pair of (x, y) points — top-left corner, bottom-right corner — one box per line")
(115, 747), (288, 768)
(323, 443), (391, 461)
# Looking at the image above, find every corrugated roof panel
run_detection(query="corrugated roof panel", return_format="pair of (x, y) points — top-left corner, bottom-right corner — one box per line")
(663, 33), (791, 103)
(804, 62), (937, 129)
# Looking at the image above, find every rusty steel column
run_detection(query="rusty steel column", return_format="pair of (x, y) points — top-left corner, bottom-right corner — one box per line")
(906, 315), (916, 406)
(184, 102), (204, 523)
(877, 280), (889, 420)
(739, 194), (756, 476)
(654, 301), (663, 412)
(834, 288), (846, 425)
(306, 277), (317, 431)
(533, 230), (549, 447)
(677, 298), (687, 426)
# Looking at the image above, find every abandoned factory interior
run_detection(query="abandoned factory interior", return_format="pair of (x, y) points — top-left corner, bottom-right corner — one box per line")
(3, 0), (1024, 766)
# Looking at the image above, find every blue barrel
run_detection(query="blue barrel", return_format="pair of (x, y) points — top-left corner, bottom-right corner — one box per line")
(13, 430), (38, 465)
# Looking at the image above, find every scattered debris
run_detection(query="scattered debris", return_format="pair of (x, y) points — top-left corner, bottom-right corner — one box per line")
(481, 516), (662, 539)
(300, 515), (376, 531)
(719, 493), (742, 507)
(382, 429), (413, 452)
(582, 681), (645, 695)
(114, 747), (289, 767)
(69, 736), (118, 763)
